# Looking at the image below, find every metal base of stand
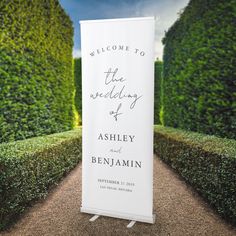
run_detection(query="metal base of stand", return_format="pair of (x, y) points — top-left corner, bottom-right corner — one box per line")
(89, 215), (100, 222)
(81, 207), (155, 224)
(84, 208), (156, 228)
(127, 220), (136, 228)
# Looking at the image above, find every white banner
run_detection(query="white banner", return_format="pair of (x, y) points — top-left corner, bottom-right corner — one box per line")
(80, 17), (155, 223)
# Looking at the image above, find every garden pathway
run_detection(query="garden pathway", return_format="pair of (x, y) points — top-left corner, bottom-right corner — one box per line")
(1, 156), (236, 236)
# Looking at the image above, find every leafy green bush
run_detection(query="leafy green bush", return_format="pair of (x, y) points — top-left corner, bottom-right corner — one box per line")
(0, 0), (75, 143)
(74, 58), (82, 125)
(154, 60), (163, 125)
(154, 125), (236, 224)
(0, 128), (82, 230)
(162, 0), (236, 139)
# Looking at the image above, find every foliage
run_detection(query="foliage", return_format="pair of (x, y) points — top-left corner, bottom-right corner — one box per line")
(74, 58), (82, 125)
(162, 0), (236, 139)
(154, 60), (163, 124)
(0, 0), (75, 143)
(154, 125), (236, 224)
(0, 128), (82, 230)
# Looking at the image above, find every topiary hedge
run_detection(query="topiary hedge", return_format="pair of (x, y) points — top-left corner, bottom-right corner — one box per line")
(0, 128), (82, 230)
(0, 0), (75, 143)
(74, 58), (82, 125)
(154, 125), (236, 225)
(154, 60), (163, 125)
(162, 0), (236, 139)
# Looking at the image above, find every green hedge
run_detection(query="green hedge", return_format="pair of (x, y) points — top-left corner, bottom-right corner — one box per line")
(154, 60), (163, 125)
(154, 125), (236, 224)
(74, 58), (82, 125)
(0, 0), (75, 143)
(0, 128), (82, 230)
(162, 0), (236, 139)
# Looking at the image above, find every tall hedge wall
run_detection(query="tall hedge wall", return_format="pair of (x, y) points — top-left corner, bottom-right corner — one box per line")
(74, 58), (82, 125)
(0, 0), (75, 143)
(154, 60), (163, 125)
(162, 0), (236, 139)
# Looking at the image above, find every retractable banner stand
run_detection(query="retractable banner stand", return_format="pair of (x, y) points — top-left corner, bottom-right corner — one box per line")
(80, 17), (155, 224)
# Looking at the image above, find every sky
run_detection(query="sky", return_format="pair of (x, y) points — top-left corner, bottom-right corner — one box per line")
(59, 0), (189, 60)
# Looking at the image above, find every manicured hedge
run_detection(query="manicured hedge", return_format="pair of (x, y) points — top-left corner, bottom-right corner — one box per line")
(162, 0), (236, 139)
(154, 125), (236, 224)
(0, 0), (75, 143)
(0, 128), (82, 230)
(154, 60), (163, 125)
(74, 58), (82, 125)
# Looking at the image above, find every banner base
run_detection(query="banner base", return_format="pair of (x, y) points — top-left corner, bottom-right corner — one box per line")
(127, 220), (136, 228)
(81, 207), (155, 224)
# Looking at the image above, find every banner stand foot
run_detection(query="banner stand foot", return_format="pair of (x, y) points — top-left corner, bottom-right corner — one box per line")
(127, 220), (136, 228)
(89, 215), (100, 222)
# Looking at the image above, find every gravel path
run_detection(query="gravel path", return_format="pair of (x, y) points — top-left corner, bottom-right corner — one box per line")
(1, 156), (236, 236)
